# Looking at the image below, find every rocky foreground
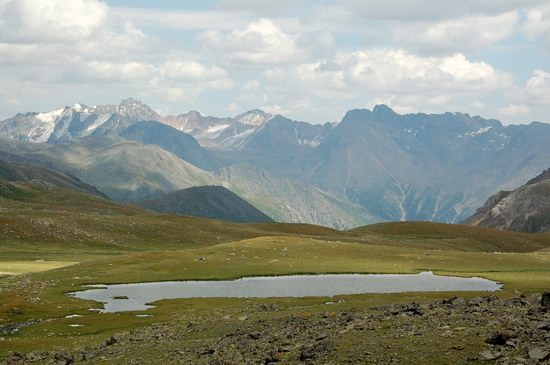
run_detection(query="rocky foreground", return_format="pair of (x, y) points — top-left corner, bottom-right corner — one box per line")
(4, 294), (550, 365)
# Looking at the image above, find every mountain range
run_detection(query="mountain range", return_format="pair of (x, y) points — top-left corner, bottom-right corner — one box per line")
(0, 134), (372, 229)
(1, 98), (549, 229)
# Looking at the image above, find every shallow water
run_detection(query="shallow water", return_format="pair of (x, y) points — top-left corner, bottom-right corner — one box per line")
(68, 272), (501, 313)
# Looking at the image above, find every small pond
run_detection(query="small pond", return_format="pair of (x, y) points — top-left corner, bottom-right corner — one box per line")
(68, 272), (501, 313)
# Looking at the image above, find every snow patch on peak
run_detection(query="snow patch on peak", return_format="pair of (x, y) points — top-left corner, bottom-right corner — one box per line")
(206, 124), (230, 134)
(31, 107), (66, 143)
(459, 126), (493, 138)
(474, 126), (493, 135)
(36, 108), (65, 124)
(236, 110), (273, 127)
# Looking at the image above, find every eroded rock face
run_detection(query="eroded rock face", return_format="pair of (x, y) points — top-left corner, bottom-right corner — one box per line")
(463, 168), (550, 233)
(5, 294), (550, 364)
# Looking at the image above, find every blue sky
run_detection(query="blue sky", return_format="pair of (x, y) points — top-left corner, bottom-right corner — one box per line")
(0, 0), (549, 124)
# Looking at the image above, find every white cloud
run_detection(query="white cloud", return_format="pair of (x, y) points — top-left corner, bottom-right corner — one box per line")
(0, 0), (149, 76)
(161, 61), (229, 82)
(74, 21), (147, 60)
(261, 104), (291, 115)
(82, 61), (156, 81)
(329, 50), (511, 93)
(0, 0), (108, 43)
(499, 103), (531, 116)
(522, 4), (550, 46)
(522, 69), (550, 103)
(198, 18), (333, 67)
(0, 43), (40, 65)
(226, 102), (239, 112)
(217, 0), (302, 16)
(393, 12), (518, 54)
(343, 0), (545, 21)
(112, 8), (249, 31)
(199, 18), (301, 67)
(471, 101), (485, 109)
(6, 97), (20, 106)
(242, 79), (261, 92)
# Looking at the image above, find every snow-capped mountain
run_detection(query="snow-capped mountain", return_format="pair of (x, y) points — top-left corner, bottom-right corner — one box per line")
(0, 98), (275, 149)
(163, 109), (273, 149)
(0, 98), (163, 143)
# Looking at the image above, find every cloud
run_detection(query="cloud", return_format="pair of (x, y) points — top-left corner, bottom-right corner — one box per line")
(245, 48), (515, 122)
(161, 61), (229, 82)
(0, 0), (108, 43)
(199, 18), (301, 67)
(217, 0), (302, 16)
(81, 61), (156, 81)
(320, 50), (512, 93)
(226, 102), (239, 112)
(342, 0), (545, 21)
(241, 79), (261, 92)
(499, 103), (531, 116)
(0, 0), (148, 73)
(0, 0), (547, 125)
(470, 101), (485, 109)
(393, 12), (519, 54)
(522, 69), (550, 104)
(198, 18), (333, 68)
(522, 4), (550, 47)
(111, 8), (249, 31)
(0, 0), (235, 107)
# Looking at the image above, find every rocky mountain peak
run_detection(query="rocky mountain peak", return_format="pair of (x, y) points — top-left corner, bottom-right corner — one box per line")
(372, 104), (397, 115)
(527, 168), (550, 185)
(118, 97), (144, 107)
(115, 98), (162, 122)
(187, 110), (203, 119)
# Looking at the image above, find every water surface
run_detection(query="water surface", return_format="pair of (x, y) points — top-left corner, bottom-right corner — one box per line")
(69, 272), (501, 313)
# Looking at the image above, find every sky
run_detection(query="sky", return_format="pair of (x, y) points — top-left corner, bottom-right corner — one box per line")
(0, 0), (549, 124)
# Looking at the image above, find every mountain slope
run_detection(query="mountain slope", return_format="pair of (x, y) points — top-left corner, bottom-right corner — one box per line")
(462, 168), (550, 233)
(0, 135), (217, 202)
(213, 164), (379, 229)
(0, 158), (105, 200)
(214, 116), (333, 175)
(118, 121), (223, 170)
(138, 186), (274, 223)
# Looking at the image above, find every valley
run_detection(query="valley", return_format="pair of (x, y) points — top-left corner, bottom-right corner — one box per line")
(2, 99), (549, 228)
(1, 99), (549, 363)
(1, 184), (550, 363)
(2, 1), (550, 363)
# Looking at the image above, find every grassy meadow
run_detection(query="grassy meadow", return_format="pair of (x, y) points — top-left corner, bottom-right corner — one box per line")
(0, 186), (549, 360)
